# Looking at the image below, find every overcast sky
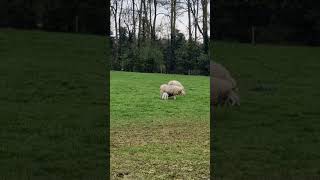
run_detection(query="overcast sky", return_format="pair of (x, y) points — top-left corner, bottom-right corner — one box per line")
(110, 0), (210, 42)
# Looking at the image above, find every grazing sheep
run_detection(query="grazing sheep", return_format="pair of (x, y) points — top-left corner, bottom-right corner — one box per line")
(168, 80), (184, 89)
(162, 92), (177, 100)
(211, 62), (237, 89)
(160, 84), (185, 100)
(211, 77), (240, 106)
(168, 80), (186, 95)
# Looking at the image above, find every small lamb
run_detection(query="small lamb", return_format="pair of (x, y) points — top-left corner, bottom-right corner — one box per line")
(161, 92), (169, 100)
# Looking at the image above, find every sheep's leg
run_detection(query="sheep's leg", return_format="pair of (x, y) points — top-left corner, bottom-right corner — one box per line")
(161, 93), (166, 100)
(173, 96), (176, 100)
(162, 93), (169, 100)
(164, 93), (168, 100)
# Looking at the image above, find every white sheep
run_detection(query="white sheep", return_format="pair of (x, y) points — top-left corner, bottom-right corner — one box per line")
(160, 84), (185, 100)
(211, 77), (240, 106)
(168, 80), (184, 89)
(168, 80), (186, 95)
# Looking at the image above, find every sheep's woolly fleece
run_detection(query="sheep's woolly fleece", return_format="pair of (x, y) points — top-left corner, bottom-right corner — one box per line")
(160, 81), (185, 100)
(168, 80), (184, 89)
(167, 80), (186, 95)
(211, 77), (240, 106)
(211, 62), (237, 89)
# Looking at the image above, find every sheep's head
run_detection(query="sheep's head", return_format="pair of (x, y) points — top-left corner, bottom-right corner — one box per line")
(174, 86), (185, 96)
(180, 89), (186, 96)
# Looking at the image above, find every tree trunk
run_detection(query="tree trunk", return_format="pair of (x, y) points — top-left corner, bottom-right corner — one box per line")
(170, 0), (177, 73)
(132, 0), (136, 40)
(187, 0), (192, 42)
(143, 0), (148, 40)
(202, 0), (208, 53)
(152, 0), (157, 40)
(113, 1), (118, 41)
(190, 0), (201, 41)
(138, 0), (143, 46)
(75, 15), (79, 33)
(118, 0), (124, 70)
(195, 0), (199, 41)
(118, 0), (124, 40)
(251, 25), (256, 45)
(114, 14), (118, 41)
(111, 0), (119, 69)
(149, 0), (152, 39)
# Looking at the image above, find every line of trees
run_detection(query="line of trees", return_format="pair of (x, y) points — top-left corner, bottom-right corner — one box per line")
(213, 0), (320, 46)
(111, 0), (210, 75)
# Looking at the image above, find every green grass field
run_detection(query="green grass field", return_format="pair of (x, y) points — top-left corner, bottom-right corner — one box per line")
(212, 42), (320, 179)
(0, 29), (108, 179)
(110, 71), (210, 179)
(2, 28), (320, 179)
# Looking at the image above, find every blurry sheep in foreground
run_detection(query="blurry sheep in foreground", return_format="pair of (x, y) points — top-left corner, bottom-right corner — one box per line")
(211, 77), (240, 106)
(211, 62), (237, 90)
